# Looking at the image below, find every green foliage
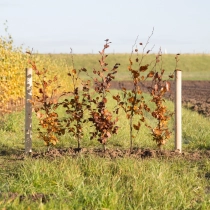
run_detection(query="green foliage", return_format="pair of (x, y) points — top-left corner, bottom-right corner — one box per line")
(0, 111), (24, 132)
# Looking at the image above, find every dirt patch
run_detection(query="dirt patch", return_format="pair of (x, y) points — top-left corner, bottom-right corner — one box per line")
(110, 80), (210, 117)
(13, 148), (210, 161)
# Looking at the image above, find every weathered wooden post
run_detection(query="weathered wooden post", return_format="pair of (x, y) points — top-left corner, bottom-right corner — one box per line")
(25, 68), (32, 154)
(175, 69), (182, 152)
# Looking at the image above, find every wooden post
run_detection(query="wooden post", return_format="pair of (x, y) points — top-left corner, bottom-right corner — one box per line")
(25, 68), (32, 154)
(175, 69), (182, 152)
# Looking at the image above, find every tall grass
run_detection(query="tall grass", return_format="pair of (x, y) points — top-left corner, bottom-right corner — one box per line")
(0, 156), (210, 209)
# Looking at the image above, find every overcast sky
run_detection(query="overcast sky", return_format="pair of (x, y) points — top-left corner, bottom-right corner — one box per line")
(0, 0), (210, 54)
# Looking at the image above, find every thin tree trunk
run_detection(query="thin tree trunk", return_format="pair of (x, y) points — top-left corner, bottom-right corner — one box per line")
(130, 116), (133, 153)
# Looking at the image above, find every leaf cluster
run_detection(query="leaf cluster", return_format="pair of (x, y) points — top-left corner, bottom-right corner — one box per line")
(88, 40), (120, 150)
(29, 58), (63, 147)
(60, 67), (91, 149)
(0, 29), (28, 116)
(29, 37), (176, 152)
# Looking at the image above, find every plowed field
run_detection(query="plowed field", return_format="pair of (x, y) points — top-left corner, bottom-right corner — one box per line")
(111, 80), (210, 117)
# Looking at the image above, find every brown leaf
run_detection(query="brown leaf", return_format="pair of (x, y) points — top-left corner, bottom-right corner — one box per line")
(153, 128), (162, 136)
(102, 97), (107, 103)
(72, 69), (76, 75)
(133, 122), (140, 130)
(53, 98), (58, 104)
(106, 132), (111, 138)
(169, 74), (174, 78)
(140, 117), (145, 122)
(53, 76), (58, 82)
(147, 71), (155, 78)
(113, 95), (120, 102)
(36, 112), (42, 119)
(154, 84), (158, 91)
(166, 81), (170, 92)
(139, 64), (149, 72)
(104, 44), (109, 48)
(128, 97), (135, 103)
(153, 72), (159, 80)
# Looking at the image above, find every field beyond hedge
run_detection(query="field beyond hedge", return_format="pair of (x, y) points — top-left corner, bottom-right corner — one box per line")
(50, 53), (210, 81)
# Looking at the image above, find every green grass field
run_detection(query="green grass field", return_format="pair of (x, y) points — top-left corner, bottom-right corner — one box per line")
(0, 90), (210, 209)
(48, 53), (210, 81)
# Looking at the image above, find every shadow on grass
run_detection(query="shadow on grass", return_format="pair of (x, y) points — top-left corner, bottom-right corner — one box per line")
(0, 146), (24, 157)
(0, 192), (53, 204)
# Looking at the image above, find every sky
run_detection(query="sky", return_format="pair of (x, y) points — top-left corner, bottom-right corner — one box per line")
(0, 0), (210, 54)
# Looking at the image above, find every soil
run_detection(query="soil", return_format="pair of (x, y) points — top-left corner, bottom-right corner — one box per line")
(110, 80), (210, 117)
(12, 147), (210, 161)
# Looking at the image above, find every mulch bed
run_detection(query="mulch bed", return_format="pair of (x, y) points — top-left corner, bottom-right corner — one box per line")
(12, 147), (210, 161)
